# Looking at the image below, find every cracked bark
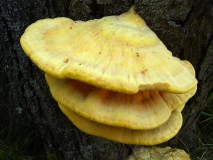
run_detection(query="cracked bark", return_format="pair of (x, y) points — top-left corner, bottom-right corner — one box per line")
(0, 0), (212, 159)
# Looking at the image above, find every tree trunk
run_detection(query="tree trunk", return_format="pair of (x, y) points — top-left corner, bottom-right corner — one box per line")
(0, 0), (212, 159)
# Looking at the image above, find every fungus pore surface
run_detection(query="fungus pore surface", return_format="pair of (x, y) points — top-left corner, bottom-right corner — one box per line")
(58, 103), (183, 145)
(44, 60), (196, 130)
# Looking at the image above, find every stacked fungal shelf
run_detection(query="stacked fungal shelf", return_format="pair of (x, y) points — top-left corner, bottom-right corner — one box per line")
(20, 8), (197, 145)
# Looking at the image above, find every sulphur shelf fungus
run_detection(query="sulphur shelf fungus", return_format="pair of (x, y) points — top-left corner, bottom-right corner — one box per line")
(20, 8), (197, 94)
(45, 72), (196, 130)
(127, 146), (191, 160)
(20, 7), (197, 145)
(58, 103), (183, 145)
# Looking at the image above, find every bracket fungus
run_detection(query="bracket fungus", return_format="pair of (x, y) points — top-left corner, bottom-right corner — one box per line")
(127, 146), (191, 160)
(58, 103), (183, 145)
(20, 7), (197, 145)
(45, 73), (196, 130)
(20, 8), (197, 94)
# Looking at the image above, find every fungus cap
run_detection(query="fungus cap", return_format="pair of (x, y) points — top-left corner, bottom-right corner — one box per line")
(127, 146), (190, 160)
(45, 72), (195, 130)
(20, 8), (197, 94)
(58, 103), (183, 145)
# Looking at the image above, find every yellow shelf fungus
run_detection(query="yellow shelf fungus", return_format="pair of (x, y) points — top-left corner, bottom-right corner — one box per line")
(20, 7), (197, 145)
(58, 103), (183, 145)
(127, 146), (191, 160)
(45, 73), (195, 130)
(20, 8), (197, 94)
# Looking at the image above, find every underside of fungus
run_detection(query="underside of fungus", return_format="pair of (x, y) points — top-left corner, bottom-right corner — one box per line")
(58, 103), (183, 145)
(44, 59), (196, 130)
(45, 73), (196, 130)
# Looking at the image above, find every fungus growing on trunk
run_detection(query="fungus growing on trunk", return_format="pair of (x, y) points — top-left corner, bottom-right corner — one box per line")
(20, 8), (197, 94)
(45, 73), (196, 130)
(20, 7), (197, 145)
(58, 103), (183, 145)
(127, 146), (190, 160)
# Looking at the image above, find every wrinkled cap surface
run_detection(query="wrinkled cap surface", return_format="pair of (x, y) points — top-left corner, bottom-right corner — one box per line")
(58, 103), (183, 145)
(20, 8), (197, 94)
(45, 68), (195, 130)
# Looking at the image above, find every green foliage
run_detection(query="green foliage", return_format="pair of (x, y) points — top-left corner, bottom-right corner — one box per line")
(0, 102), (59, 160)
(44, 145), (60, 160)
(200, 92), (213, 146)
(190, 92), (213, 159)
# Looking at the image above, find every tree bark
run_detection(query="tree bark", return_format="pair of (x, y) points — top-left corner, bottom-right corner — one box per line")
(0, 0), (212, 159)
